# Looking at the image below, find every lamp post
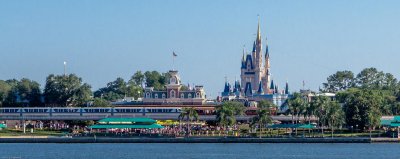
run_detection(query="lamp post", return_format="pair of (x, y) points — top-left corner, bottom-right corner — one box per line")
(351, 126), (353, 137)
(356, 124), (358, 134)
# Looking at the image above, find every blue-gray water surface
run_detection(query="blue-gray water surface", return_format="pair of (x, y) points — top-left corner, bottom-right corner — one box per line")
(0, 143), (399, 159)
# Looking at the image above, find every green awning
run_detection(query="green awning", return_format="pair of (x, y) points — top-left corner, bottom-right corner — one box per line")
(394, 116), (400, 121)
(0, 124), (6, 128)
(90, 124), (163, 129)
(381, 120), (392, 126)
(267, 124), (315, 129)
(390, 123), (400, 127)
(97, 118), (157, 125)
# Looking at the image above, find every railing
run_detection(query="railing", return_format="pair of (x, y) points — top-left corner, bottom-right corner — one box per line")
(0, 114), (317, 121)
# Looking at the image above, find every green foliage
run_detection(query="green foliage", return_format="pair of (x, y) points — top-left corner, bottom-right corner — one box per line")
(129, 71), (145, 86)
(0, 80), (12, 106)
(287, 92), (308, 123)
(180, 85), (190, 91)
(258, 100), (276, 109)
(178, 107), (199, 122)
(216, 101), (245, 128)
(341, 89), (382, 130)
(144, 71), (169, 90)
(178, 107), (199, 136)
(322, 70), (355, 93)
(325, 101), (345, 129)
(252, 100), (273, 137)
(1, 78), (42, 107)
(94, 77), (127, 101)
(94, 77), (144, 101)
(92, 97), (111, 107)
(310, 95), (330, 125)
(323, 68), (398, 92)
(94, 70), (171, 101)
(44, 74), (92, 107)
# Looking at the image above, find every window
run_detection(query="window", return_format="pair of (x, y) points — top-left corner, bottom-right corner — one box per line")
(180, 93), (185, 98)
(162, 93), (166, 99)
(146, 92), (150, 98)
(154, 94), (158, 98)
(170, 90), (175, 98)
(196, 92), (200, 98)
(188, 94), (192, 98)
(170, 77), (176, 84)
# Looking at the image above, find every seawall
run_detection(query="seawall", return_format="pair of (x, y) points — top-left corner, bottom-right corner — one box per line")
(0, 137), (375, 143)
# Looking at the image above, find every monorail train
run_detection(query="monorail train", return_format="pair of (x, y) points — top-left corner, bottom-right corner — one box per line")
(0, 106), (263, 118)
(0, 107), (219, 117)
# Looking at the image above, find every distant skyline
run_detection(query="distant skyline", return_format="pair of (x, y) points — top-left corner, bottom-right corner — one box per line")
(1, 0), (400, 98)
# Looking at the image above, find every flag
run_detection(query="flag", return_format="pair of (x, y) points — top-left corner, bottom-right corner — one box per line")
(173, 52), (177, 57)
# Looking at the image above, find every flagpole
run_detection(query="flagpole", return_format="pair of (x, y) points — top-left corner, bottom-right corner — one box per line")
(63, 61), (67, 76)
(173, 53), (175, 71)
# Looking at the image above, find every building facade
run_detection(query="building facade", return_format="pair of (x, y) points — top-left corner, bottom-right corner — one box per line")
(143, 70), (207, 105)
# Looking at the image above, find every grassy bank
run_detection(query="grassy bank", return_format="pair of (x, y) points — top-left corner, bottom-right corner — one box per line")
(0, 129), (65, 137)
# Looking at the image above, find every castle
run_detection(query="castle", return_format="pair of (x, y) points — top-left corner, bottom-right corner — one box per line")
(241, 18), (272, 96)
(221, 18), (290, 109)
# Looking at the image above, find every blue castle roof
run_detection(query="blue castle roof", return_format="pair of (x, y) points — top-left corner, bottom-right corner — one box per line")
(257, 81), (263, 94)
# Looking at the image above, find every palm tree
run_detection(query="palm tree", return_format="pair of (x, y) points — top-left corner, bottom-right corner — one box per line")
(312, 95), (330, 136)
(325, 101), (345, 138)
(252, 108), (273, 138)
(287, 93), (307, 135)
(216, 101), (245, 135)
(178, 107), (198, 136)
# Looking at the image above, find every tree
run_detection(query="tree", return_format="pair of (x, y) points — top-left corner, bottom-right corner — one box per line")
(144, 71), (169, 90)
(129, 71), (145, 87)
(178, 107), (198, 136)
(341, 88), (382, 131)
(356, 67), (385, 89)
(323, 70), (355, 93)
(125, 84), (143, 100)
(94, 77), (127, 101)
(2, 78), (42, 107)
(92, 98), (111, 107)
(311, 95), (330, 135)
(44, 74), (92, 107)
(252, 100), (273, 138)
(215, 101), (245, 133)
(0, 80), (12, 107)
(258, 100), (276, 113)
(74, 83), (92, 106)
(287, 93), (307, 124)
(287, 92), (308, 135)
(325, 101), (345, 138)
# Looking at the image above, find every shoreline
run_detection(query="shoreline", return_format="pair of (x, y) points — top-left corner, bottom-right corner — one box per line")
(1, 137), (398, 143)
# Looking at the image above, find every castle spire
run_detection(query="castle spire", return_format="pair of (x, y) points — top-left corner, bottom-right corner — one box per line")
(256, 15), (261, 44)
(252, 41), (256, 52)
(242, 47), (246, 62)
(285, 81), (289, 94)
(265, 38), (269, 58)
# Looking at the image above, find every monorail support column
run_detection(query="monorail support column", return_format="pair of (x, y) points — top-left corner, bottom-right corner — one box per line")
(23, 121), (26, 134)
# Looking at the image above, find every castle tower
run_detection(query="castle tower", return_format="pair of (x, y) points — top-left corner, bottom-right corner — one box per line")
(240, 17), (270, 96)
(262, 39), (271, 93)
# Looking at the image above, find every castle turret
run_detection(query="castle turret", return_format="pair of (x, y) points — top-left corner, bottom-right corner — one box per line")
(285, 82), (289, 94)
(257, 81), (264, 94)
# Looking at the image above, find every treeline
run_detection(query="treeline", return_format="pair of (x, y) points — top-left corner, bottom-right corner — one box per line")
(287, 67), (400, 131)
(0, 71), (174, 107)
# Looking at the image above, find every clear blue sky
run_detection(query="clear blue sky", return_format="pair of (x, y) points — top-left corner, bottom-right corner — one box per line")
(1, 0), (400, 98)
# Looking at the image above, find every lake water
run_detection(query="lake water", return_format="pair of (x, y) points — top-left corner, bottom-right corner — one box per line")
(0, 143), (399, 159)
